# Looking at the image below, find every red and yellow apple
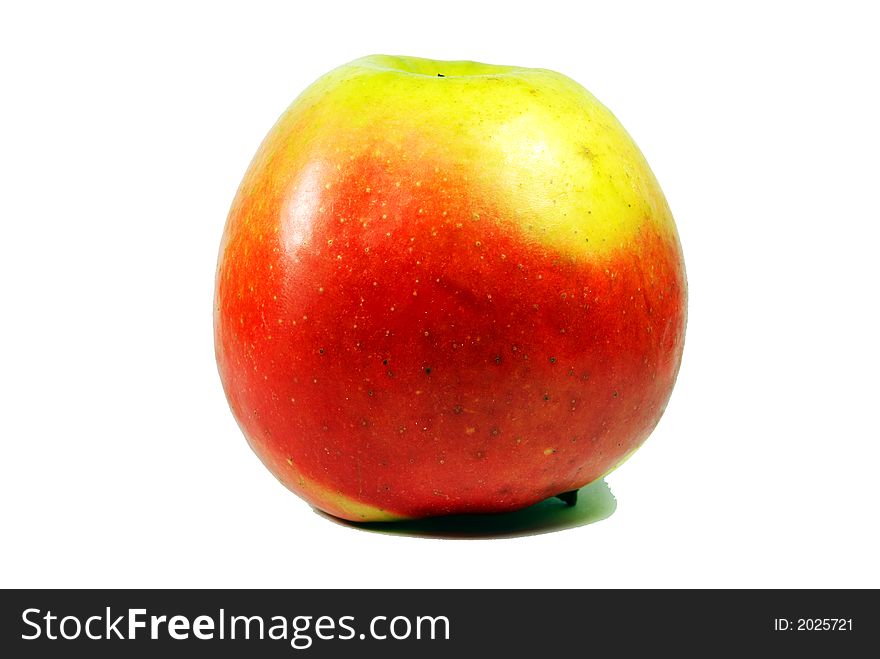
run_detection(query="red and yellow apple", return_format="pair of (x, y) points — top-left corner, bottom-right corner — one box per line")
(214, 55), (686, 521)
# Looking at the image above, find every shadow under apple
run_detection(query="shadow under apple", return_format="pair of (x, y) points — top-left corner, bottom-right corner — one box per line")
(317, 479), (616, 539)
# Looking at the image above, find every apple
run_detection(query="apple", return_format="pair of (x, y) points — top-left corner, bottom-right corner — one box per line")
(214, 55), (686, 522)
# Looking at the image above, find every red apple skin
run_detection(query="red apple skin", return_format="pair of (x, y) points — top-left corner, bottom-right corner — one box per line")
(215, 58), (686, 521)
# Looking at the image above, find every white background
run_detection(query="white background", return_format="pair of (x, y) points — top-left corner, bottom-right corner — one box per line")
(2, 1), (878, 588)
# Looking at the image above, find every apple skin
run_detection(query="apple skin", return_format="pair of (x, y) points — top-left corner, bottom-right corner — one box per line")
(215, 55), (686, 521)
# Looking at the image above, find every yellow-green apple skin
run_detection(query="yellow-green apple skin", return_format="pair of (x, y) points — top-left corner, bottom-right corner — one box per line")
(215, 55), (687, 521)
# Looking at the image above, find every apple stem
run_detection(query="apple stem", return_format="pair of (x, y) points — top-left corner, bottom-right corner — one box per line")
(556, 490), (578, 507)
